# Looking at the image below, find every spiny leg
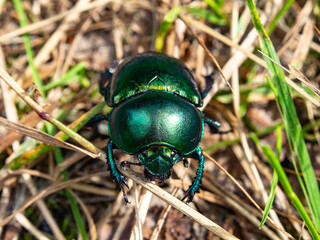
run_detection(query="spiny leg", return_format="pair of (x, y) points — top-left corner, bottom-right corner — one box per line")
(204, 118), (231, 134)
(106, 140), (130, 203)
(182, 147), (204, 203)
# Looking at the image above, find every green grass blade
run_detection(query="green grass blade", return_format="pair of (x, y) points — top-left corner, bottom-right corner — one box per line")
(276, 126), (282, 159)
(53, 144), (87, 240)
(251, 134), (318, 238)
(203, 0), (227, 19)
(13, 0), (45, 99)
(187, 7), (227, 25)
(11, 4), (88, 237)
(8, 102), (106, 169)
(260, 171), (278, 229)
(155, 7), (184, 51)
(258, 126), (281, 228)
(267, 0), (295, 34)
(205, 121), (283, 152)
(46, 108), (88, 239)
(247, 0), (320, 237)
(66, 189), (88, 240)
(156, 5), (227, 52)
(252, 128), (281, 229)
(44, 62), (86, 91)
(303, 118), (320, 133)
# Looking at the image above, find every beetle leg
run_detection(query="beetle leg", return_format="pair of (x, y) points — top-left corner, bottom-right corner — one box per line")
(201, 73), (214, 99)
(87, 114), (108, 126)
(100, 60), (121, 96)
(182, 158), (189, 168)
(121, 161), (143, 167)
(182, 147), (204, 203)
(99, 71), (112, 96)
(177, 157), (189, 168)
(107, 140), (130, 203)
(204, 118), (231, 134)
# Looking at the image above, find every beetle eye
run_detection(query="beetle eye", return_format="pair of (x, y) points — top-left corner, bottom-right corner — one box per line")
(141, 150), (147, 157)
(171, 151), (177, 158)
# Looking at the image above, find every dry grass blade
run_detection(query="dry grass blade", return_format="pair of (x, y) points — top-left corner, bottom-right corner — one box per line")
(314, 23), (320, 40)
(70, 183), (117, 197)
(0, 67), (45, 114)
(0, 172), (109, 227)
(258, 51), (320, 106)
(0, 169), (55, 184)
(180, 15), (235, 96)
(180, 15), (267, 68)
(0, 0), (115, 44)
(0, 103), (58, 152)
(289, 65), (320, 97)
(230, 6), (287, 236)
(113, 206), (134, 240)
(281, 0), (313, 44)
(202, 153), (262, 212)
(119, 166), (239, 240)
(25, 0), (91, 88)
(193, 13), (267, 108)
(149, 188), (178, 240)
(0, 117), (98, 159)
(15, 213), (49, 240)
(130, 187), (153, 240)
(22, 173), (65, 240)
(53, 152), (87, 178)
(291, 18), (314, 69)
(203, 152), (294, 239)
(0, 67), (100, 154)
(201, 174), (284, 240)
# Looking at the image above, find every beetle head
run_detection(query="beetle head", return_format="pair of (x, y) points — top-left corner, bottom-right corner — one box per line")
(138, 146), (180, 182)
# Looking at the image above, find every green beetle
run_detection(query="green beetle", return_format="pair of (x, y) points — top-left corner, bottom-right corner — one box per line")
(97, 52), (225, 203)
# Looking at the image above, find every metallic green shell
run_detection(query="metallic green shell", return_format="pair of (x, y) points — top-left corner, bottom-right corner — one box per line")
(108, 92), (204, 155)
(106, 52), (202, 107)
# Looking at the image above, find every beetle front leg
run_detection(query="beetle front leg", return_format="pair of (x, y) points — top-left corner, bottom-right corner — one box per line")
(182, 147), (204, 203)
(106, 140), (130, 203)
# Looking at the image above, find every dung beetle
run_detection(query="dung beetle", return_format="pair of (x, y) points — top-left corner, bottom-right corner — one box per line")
(95, 52), (225, 203)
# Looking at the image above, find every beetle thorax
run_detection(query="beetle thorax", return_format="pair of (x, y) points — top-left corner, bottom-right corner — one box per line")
(138, 146), (180, 182)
